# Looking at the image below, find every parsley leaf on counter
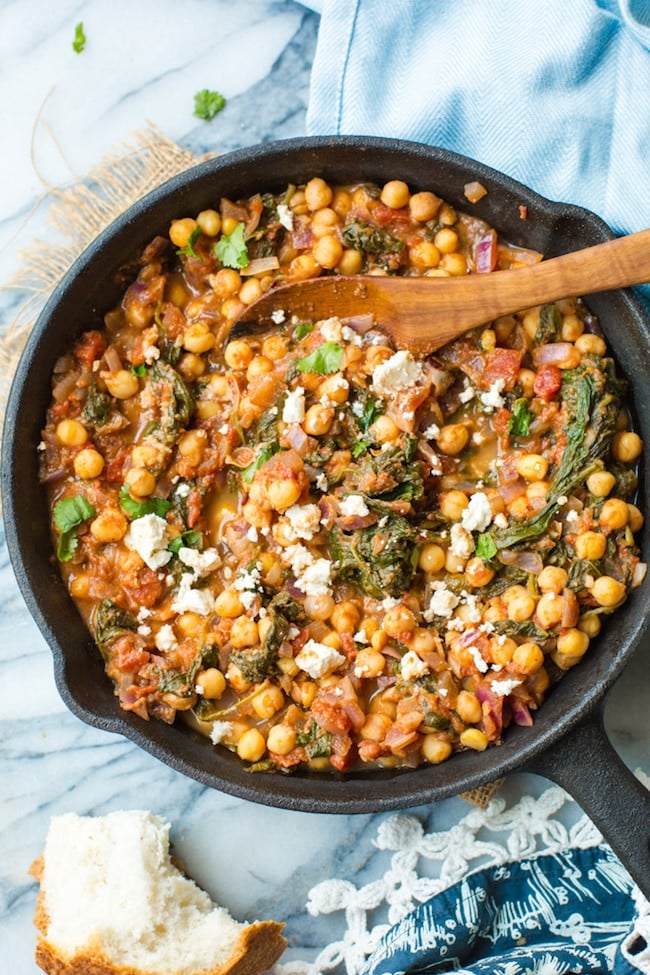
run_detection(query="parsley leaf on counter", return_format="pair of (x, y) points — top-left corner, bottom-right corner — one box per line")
(72, 22), (86, 54)
(296, 341), (344, 375)
(193, 89), (226, 121)
(53, 495), (96, 562)
(214, 222), (249, 270)
(118, 486), (174, 520)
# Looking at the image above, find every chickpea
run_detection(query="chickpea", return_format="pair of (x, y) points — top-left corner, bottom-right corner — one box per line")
(305, 177), (333, 211)
(459, 728), (489, 751)
(599, 498), (629, 530)
(89, 508), (128, 543)
(535, 592), (565, 629)
(369, 414), (400, 444)
(586, 469), (616, 497)
(456, 690), (483, 723)
(522, 307), (541, 340)
(292, 680), (317, 708)
(259, 334), (287, 361)
(575, 530), (607, 560)
(230, 616), (260, 648)
(465, 557), (496, 588)
(196, 209), (220, 236)
(239, 277), (264, 306)
(73, 447), (104, 480)
(371, 629), (389, 652)
(591, 575), (626, 607)
(489, 636), (516, 666)
(410, 628), (437, 655)
(214, 589), (244, 618)
(418, 543), (446, 574)
(383, 604), (417, 638)
(579, 612), (601, 638)
(103, 369), (140, 399)
(437, 423), (469, 456)
(513, 642), (544, 675)
(163, 691), (197, 712)
(354, 648), (386, 679)
(195, 667), (226, 699)
(220, 215), (241, 237)
(433, 228), (459, 254)
(287, 254), (321, 281)
(445, 550), (467, 574)
(537, 565), (568, 594)
(439, 253), (467, 276)
(439, 489), (469, 521)
(224, 339), (254, 371)
(303, 403), (335, 436)
(504, 586), (536, 622)
(176, 613), (204, 639)
(242, 499), (272, 529)
(303, 593), (335, 621)
(517, 368), (537, 397)
(178, 353), (206, 381)
(408, 240), (441, 269)
(318, 373), (349, 405)
(338, 248), (363, 274)
(178, 428), (207, 466)
(422, 736), (453, 764)
(380, 180), (410, 209)
(627, 503), (644, 533)
(211, 267), (242, 297)
(313, 234), (344, 269)
(252, 685), (285, 719)
(575, 333), (607, 356)
(409, 191), (442, 223)
(612, 430), (642, 464)
(237, 727), (266, 763)
(267, 724), (297, 755)
(516, 453), (549, 482)
(321, 630), (342, 650)
(359, 712), (392, 741)
(169, 217), (197, 248)
(69, 574), (90, 599)
(561, 313), (585, 342)
(56, 418), (88, 447)
(246, 356), (273, 381)
(221, 297), (246, 321)
(124, 467), (156, 498)
(556, 628), (590, 659)
(331, 600), (361, 634)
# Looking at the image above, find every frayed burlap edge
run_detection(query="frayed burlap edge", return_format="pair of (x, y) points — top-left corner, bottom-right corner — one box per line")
(0, 122), (202, 428)
(0, 123), (500, 809)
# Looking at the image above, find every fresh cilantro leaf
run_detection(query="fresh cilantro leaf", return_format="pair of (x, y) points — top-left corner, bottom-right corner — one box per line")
(53, 495), (96, 562)
(295, 322), (314, 340)
(214, 222), (249, 270)
(296, 341), (344, 375)
(476, 532), (498, 562)
(508, 398), (535, 438)
(130, 363), (147, 377)
(53, 495), (96, 533)
(352, 439), (372, 458)
(193, 89), (226, 121)
(72, 22), (86, 54)
(241, 443), (280, 484)
(119, 485), (174, 520)
(177, 225), (202, 258)
(168, 530), (203, 555)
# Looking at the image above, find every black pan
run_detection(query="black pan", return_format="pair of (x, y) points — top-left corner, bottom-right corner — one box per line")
(3, 137), (649, 894)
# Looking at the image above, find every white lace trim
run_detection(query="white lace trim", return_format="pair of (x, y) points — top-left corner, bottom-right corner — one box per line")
(274, 785), (648, 975)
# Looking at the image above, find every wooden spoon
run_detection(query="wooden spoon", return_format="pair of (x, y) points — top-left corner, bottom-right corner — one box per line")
(231, 228), (650, 355)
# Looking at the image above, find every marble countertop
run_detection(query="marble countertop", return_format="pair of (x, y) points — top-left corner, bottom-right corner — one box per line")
(1, 3), (649, 974)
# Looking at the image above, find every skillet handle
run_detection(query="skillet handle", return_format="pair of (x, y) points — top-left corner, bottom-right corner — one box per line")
(524, 708), (650, 898)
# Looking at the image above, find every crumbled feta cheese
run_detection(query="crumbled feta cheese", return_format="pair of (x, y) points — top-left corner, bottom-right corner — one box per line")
(319, 317), (343, 342)
(479, 379), (506, 412)
(339, 494), (370, 518)
(423, 423), (440, 440)
(209, 720), (233, 745)
(461, 492), (493, 533)
(239, 589), (259, 611)
(400, 650), (429, 681)
(479, 620), (496, 633)
(491, 677), (523, 697)
(341, 324), (363, 347)
(234, 565), (262, 592)
(271, 309), (286, 324)
(137, 624), (151, 637)
(449, 523), (475, 559)
(276, 203), (293, 231)
(137, 606), (152, 622)
(178, 546), (221, 578)
(285, 503), (322, 540)
(460, 591), (482, 622)
(425, 586), (460, 620)
(315, 472), (329, 492)
(351, 400), (365, 418)
(381, 596), (400, 611)
(353, 629), (368, 644)
(142, 340), (160, 364)
(218, 423), (230, 435)
(37, 440), (46, 452)
(372, 350), (425, 398)
(282, 386), (306, 424)
(295, 639), (345, 679)
(282, 544), (333, 596)
(565, 509), (580, 524)
(557, 495), (568, 505)
(493, 512), (509, 529)
(124, 514), (173, 571)
(458, 384), (475, 404)
(246, 525), (259, 542)
(155, 624), (177, 653)
(446, 616), (465, 632)
(175, 482), (191, 498)
(467, 644), (489, 673)
(171, 574), (214, 616)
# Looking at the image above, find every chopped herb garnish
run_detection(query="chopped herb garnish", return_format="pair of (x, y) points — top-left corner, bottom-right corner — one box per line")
(53, 495), (96, 562)
(475, 532), (498, 562)
(72, 22), (86, 54)
(508, 397), (535, 438)
(241, 443), (280, 483)
(168, 530), (203, 555)
(176, 225), (203, 258)
(130, 363), (147, 378)
(193, 89), (226, 121)
(214, 222), (249, 270)
(118, 485), (173, 520)
(295, 322), (314, 340)
(296, 341), (344, 375)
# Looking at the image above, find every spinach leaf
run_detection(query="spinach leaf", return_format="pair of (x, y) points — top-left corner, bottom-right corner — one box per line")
(94, 599), (138, 655)
(491, 619), (549, 642)
(229, 645), (278, 684)
(150, 361), (195, 443)
(330, 511), (418, 598)
(342, 220), (404, 257)
(534, 303), (562, 345)
(296, 720), (333, 759)
(508, 397), (535, 439)
(82, 382), (111, 427)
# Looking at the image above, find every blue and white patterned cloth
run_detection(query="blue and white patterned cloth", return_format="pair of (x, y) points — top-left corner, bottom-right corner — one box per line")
(302, 2), (650, 971)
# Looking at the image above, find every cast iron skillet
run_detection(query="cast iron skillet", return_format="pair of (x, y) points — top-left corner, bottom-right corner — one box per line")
(3, 137), (650, 894)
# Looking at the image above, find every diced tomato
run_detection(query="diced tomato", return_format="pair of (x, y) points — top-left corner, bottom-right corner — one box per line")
(480, 348), (522, 390)
(75, 330), (106, 368)
(533, 364), (563, 401)
(371, 203), (411, 227)
(110, 633), (150, 673)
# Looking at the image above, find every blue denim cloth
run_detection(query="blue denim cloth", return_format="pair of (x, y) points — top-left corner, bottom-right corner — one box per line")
(306, 0), (650, 310)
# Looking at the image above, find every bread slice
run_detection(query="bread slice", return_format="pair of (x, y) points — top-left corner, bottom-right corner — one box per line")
(30, 810), (286, 975)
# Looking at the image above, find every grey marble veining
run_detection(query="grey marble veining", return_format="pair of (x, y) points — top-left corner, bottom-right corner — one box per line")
(1, 3), (649, 973)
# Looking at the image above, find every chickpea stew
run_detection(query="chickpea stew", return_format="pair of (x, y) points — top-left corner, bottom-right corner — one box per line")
(40, 177), (646, 773)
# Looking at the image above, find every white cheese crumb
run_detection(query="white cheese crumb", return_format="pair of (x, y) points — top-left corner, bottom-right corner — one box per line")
(171, 574), (214, 616)
(276, 203), (293, 231)
(372, 350), (425, 398)
(271, 309), (286, 324)
(449, 523), (475, 559)
(479, 379), (506, 412)
(285, 503), (322, 541)
(137, 607), (152, 622)
(209, 720), (233, 745)
(315, 472), (329, 492)
(175, 482), (191, 498)
(234, 565), (262, 592)
(218, 423), (230, 435)
(37, 440), (46, 452)
(351, 400), (364, 418)
(282, 386), (306, 424)
(425, 586), (460, 620)
(460, 591), (482, 622)
(557, 495), (568, 505)
(341, 324), (363, 347)
(479, 620), (496, 633)
(353, 629), (368, 644)
(319, 317), (343, 342)
(298, 558), (333, 597)
(295, 639), (345, 679)
(458, 383), (475, 404)
(124, 514), (173, 571)
(400, 650), (429, 681)
(246, 525), (259, 542)
(493, 512), (509, 529)
(137, 624), (151, 637)
(565, 509), (580, 524)
(461, 492), (493, 533)
(155, 624), (177, 653)
(381, 596), (400, 611)
(467, 643), (489, 673)
(446, 616), (465, 632)
(178, 546), (221, 578)
(423, 423), (440, 439)
(339, 494), (370, 518)
(491, 677), (523, 697)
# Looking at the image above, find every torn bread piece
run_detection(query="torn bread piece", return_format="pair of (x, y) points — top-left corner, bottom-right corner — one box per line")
(30, 810), (286, 975)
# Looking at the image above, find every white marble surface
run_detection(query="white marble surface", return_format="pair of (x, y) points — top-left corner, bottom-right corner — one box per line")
(1, 3), (649, 973)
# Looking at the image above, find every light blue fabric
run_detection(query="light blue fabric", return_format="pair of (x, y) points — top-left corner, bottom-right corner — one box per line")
(306, 0), (650, 297)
